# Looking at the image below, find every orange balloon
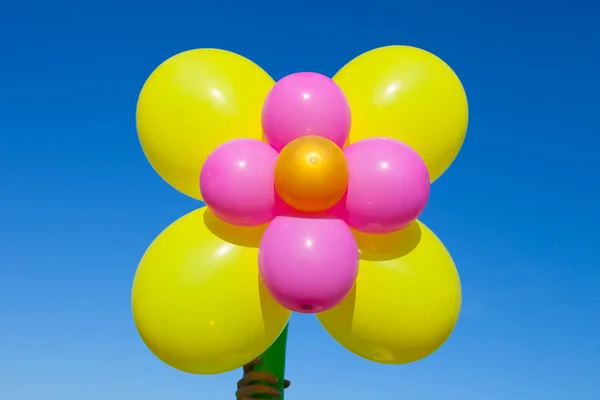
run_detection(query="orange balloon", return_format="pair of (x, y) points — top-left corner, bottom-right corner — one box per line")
(275, 136), (348, 213)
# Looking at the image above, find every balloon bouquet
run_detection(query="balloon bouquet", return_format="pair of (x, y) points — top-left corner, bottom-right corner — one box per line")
(132, 46), (468, 398)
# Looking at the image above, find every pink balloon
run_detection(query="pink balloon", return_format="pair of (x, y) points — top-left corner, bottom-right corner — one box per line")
(261, 72), (351, 151)
(258, 217), (358, 313)
(200, 139), (278, 226)
(342, 138), (431, 234)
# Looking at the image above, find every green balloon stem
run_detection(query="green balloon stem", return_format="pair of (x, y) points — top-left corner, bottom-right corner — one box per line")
(252, 323), (289, 399)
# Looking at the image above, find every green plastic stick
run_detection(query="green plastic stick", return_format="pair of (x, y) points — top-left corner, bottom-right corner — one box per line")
(251, 323), (289, 399)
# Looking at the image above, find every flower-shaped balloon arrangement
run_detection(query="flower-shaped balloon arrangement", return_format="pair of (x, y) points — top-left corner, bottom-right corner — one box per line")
(133, 46), (468, 391)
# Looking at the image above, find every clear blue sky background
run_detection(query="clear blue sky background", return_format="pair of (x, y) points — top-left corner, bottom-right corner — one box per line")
(1, 1), (599, 399)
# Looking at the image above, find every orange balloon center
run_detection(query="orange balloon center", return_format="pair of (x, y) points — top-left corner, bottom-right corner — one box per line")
(274, 136), (348, 213)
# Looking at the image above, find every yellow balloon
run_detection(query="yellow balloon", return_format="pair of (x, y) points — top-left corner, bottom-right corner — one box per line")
(334, 46), (468, 182)
(136, 49), (275, 199)
(132, 207), (291, 374)
(317, 221), (461, 364)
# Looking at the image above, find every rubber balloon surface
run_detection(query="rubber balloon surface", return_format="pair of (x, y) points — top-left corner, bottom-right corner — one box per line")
(200, 139), (278, 226)
(334, 45), (468, 182)
(132, 207), (291, 374)
(259, 216), (359, 313)
(274, 136), (348, 213)
(137, 49), (275, 200)
(317, 220), (461, 364)
(342, 137), (430, 233)
(262, 72), (351, 151)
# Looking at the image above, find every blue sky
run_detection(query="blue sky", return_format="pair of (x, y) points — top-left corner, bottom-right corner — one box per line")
(1, 0), (599, 399)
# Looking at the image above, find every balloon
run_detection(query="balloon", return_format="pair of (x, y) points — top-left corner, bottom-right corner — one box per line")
(259, 217), (359, 313)
(274, 136), (348, 213)
(317, 221), (461, 364)
(200, 139), (278, 226)
(342, 138), (430, 233)
(132, 207), (291, 374)
(333, 45), (468, 182)
(262, 72), (351, 151)
(137, 49), (275, 200)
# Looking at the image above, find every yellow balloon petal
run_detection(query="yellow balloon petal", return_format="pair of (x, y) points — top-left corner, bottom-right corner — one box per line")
(132, 207), (291, 374)
(317, 221), (461, 364)
(334, 46), (468, 182)
(136, 49), (275, 199)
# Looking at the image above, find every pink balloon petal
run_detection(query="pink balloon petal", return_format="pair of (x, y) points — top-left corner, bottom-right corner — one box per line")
(342, 138), (430, 234)
(200, 139), (278, 226)
(259, 216), (359, 313)
(261, 72), (351, 151)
